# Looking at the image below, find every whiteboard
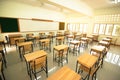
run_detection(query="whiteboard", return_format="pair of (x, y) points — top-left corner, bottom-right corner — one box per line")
(19, 19), (59, 32)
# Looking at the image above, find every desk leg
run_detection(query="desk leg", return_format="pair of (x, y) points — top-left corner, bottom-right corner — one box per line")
(1, 50), (7, 68)
(53, 49), (54, 61)
(19, 47), (22, 61)
(39, 42), (41, 50)
(73, 44), (75, 55)
(76, 61), (78, 72)
(31, 44), (33, 52)
(87, 68), (91, 80)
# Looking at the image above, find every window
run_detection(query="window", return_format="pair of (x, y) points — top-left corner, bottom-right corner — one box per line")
(93, 23), (120, 36)
(105, 24), (114, 35)
(67, 23), (88, 33)
(112, 24), (120, 36)
(99, 24), (106, 34)
(93, 24), (99, 34)
(79, 24), (84, 33)
(83, 24), (88, 33)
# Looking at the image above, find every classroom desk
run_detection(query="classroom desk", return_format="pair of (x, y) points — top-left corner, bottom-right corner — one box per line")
(17, 41), (33, 60)
(81, 37), (89, 42)
(14, 37), (26, 41)
(24, 50), (47, 76)
(69, 40), (81, 55)
(90, 45), (105, 55)
(56, 36), (64, 45)
(47, 66), (81, 80)
(90, 45), (105, 67)
(0, 40), (7, 54)
(102, 38), (112, 43)
(99, 40), (110, 48)
(76, 53), (98, 80)
(87, 36), (93, 39)
(14, 37), (26, 48)
(53, 45), (68, 61)
(66, 35), (74, 39)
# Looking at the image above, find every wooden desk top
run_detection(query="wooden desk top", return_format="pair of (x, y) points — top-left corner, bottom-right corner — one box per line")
(0, 40), (4, 43)
(39, 39), (50, 43)
(54, 45), (68, 51)
(99, 41), (109, 45)
(14, 37), (25, 41)
(91, 45), (105, 52)
(87, 36), (93, 39)
(66, 35), (74, 37)
(70, 40), (81, 44)
(77, 53), (98, 69)
(56, 36), (64, 39)
(47, 66), (81, 80)
(102, 38), (111, 41)
(81, 37), (88, 40)
(24, 50), (47, 62)
(75, 34), (81, 36)
(17, 41), (33, 47)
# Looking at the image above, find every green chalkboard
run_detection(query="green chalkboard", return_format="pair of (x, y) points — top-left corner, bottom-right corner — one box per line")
(0, 18), (19, 32)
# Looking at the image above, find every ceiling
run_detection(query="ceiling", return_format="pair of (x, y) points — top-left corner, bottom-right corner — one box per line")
(2, 0), (120, 17)
(81, 0), (120, 9)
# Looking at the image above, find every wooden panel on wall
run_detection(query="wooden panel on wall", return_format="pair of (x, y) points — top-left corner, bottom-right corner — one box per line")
(59, 22), (65, 30)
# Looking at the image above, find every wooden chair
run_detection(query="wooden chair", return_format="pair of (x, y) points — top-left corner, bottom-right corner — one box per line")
(15, 38), (26, 49)
(40, 39), (51, 52)
(20, 43), (33, 60)
(23, 44), (33, 54)
(80, 38), (89, 47)
(56, 37), (64, 45)
(30, 55), (48, 80)
(39, 32), (46, 39)
(54, 47), (69, 66)
(69, 41), (81, 55)
(78, 63), (101, 80)
(90, 49), (105, 68)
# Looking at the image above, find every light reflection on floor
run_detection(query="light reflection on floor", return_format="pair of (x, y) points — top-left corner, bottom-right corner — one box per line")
(105, 52), (120, 66)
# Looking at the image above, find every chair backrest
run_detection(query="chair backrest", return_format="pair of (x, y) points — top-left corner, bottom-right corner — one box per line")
(63, 47), (69, 54)
(26, 33), (34, 38)
(90, 62), (101, 76)
(16, 39), (25, 44)
(0, 53), (2, 61)
(23, 44), (33, 54)
(30, 55), (47, 72)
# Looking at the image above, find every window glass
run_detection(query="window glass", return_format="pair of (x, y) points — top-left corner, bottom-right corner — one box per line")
(99, 24), (106, 34)
(79, 24), (83, 33)
(83, 24), (88, 33)
(112, 24), (120, 36)
(93, 24), (99, 34)
(105, 24), (114, 35)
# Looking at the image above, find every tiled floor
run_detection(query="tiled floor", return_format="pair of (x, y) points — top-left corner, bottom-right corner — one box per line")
(2, 39), (120, 80)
